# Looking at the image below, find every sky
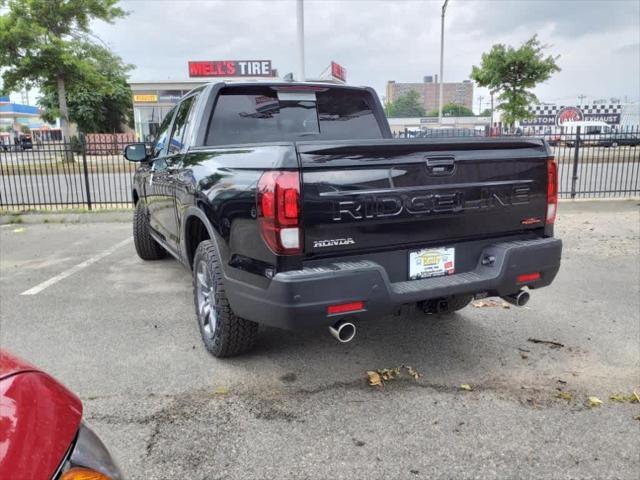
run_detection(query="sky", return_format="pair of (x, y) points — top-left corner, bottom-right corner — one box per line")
(14, 0), (640, 110)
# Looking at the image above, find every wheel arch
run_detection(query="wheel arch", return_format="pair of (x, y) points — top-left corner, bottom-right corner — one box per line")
(182, 206), (220, 270)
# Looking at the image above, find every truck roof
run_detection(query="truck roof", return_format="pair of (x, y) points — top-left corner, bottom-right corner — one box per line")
(183, 80), (374, 100)
(208, 81), (372, 91)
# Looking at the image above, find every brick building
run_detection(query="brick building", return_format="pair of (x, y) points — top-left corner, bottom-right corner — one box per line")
(386, 76), (474, 112)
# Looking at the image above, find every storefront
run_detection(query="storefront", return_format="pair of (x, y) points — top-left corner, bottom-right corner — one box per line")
(130, 60), (278, 141)
(130, 81), (206, 141)
(0, 95), (60, 145)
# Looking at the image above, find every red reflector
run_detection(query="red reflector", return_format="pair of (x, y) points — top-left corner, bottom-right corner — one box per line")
(327, 301), (364, 315)
(546, 158), (558, 225)
(517, 272), (540, 283)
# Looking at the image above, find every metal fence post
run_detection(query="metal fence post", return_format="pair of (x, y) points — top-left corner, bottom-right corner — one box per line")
(80, 133), (93, 210)
(570, 126), (581, 199)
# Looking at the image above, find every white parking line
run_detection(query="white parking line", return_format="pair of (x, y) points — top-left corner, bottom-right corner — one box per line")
(20, 238), (132, 296)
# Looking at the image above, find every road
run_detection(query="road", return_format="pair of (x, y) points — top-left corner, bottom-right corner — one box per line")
(0, 201), (639, 479)
(0, 171), (133, 206)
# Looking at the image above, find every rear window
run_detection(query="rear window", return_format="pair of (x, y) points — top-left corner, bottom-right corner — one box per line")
(205, 87), (383, 145)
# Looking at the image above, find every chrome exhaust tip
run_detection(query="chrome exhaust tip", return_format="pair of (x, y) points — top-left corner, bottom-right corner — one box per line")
(329, 320), (356, 343)
(501, 290), (530, 307)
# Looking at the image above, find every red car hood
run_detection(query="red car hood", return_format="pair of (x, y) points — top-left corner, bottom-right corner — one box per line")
(0, 350), (83, 480)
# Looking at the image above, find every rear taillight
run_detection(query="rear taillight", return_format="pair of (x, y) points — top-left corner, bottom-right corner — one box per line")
(546, 158), (558, 224)
(257, 171), (302, 255)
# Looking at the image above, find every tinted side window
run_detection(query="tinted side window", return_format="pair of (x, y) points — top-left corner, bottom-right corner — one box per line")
(152, 107), (176, 158)
(168, 96), (196, 155)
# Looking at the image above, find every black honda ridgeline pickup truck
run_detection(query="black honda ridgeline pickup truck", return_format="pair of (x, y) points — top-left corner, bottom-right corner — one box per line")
(124, 82), (562, 357)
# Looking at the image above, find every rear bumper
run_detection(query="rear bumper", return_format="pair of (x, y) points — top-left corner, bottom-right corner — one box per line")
(225, 237), (562, 330)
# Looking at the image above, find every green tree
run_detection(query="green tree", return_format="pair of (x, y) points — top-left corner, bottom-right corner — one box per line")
(427, 103), (475, 117)
(479, 108), (493, 117)
(38, 43), (133, 133)
(0, 0), (126, 141)
(470, 35), (560, 127)
(385, 90), (426, 117)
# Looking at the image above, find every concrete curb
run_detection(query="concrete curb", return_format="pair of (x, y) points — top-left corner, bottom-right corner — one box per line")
(1, 198), (637, 225)
(0, 210), (132, 225)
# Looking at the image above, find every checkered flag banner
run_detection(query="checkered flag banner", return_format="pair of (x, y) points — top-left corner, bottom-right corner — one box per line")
(523, 104), (622, 127)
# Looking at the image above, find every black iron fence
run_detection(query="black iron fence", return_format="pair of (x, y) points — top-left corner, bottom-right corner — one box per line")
(540, 126), (640, 198)
(1, 128), (639, 211)
(1, 134), (136, 210)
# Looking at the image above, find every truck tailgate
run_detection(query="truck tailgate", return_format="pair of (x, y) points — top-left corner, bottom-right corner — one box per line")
(297, 138), (551, 257)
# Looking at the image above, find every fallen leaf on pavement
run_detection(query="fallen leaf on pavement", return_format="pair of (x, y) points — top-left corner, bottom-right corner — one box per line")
(367, 371), (383, 387)
(12, 228), (25, 233)
(212, 386), (229, 395)
(403, 365), (422, 381)
(609, 391), (640, 403)
(367, 366), (423, 387)
(588, 396), (603, 407)
(472, 299), (502, 308)
(609, 393), (627, 403)
(460, 384), (473, 391)
(377, 367), (400, 381)
(557, 391), (573, 401)
(527, 338), (565, 348)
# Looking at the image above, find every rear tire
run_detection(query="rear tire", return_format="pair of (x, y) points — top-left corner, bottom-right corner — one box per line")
(193, 240), (258, 357)
(133, 201), (166, 260)
(420, 295), (473, 315)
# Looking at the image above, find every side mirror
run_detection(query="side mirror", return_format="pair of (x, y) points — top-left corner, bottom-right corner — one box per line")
(124, 143), (148, 162)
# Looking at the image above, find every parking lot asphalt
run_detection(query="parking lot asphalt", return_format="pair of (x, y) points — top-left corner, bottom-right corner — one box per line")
(1, 200), (639, 479)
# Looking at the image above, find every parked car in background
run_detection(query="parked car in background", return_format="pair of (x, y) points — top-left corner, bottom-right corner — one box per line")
(19, 134), (33, 150)
(545, 135), (561, 146)
(560, 120), (613, 146)
(0, 349), (123, 480)
(599, 130), (640, 148)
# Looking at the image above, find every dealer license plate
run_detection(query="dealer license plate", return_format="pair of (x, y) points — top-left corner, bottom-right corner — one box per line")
(409, 247), (455, 280)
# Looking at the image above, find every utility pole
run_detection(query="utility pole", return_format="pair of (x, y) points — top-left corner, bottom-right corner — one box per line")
(490, 90), (495, 130)
(438, 0), (450, 125)
(296, 0), (305, 81)
(578, 94), (587, 105)
(478, 95), (484, 114)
